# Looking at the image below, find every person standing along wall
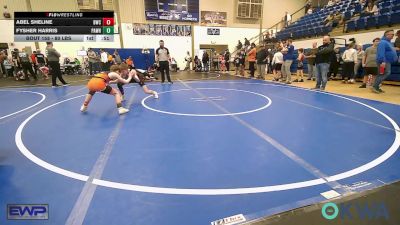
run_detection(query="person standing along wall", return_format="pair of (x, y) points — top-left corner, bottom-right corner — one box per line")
(247, 43), (257, 78)
(202, 51), (210, 72)
(314, 36), (334, 90)
(354, 44), (365, 81)
(184, 51), (192, 71)
(114, 50), (122, 64)
(18, 49), (37, 81)
(341, 43), (357, 83)
(360, 38), (380, 88)
(224, 50), (231, 72)
(305, 42), (318, 81)
(282, 39), (294, 84)
(87, 48), (97, 75)
(100, 49), (108, 71)
(0, 50), (6, 77)
(256, 45), (268, 79)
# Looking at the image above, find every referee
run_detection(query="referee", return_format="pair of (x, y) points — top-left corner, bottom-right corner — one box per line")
(155, 40), (173, 84)
(46, 42), (68, 87)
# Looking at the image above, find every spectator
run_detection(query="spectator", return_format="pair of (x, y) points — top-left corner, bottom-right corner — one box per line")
(282, 39), (294, 84)
(202, 51), (210, 72)
(0, 50), (6, 77)
(263, 31), (272, 44)
(170, 57), (178, 72)
(394, 30), (400, 51)
(305, 42), (318, 81)
(31, 50), (38, 75)
(307, 7), (314, 15)
(219, 54), (227, 73)
(326, 11), (343, 28)
(324, 14), (334, 27)
(373, 30), (398, 93)
(74, 58), (80, 65)
(305, 0), (312, 14)
(247, 43), (257, 78)
(314, 36), (334, 90)
(3, 56), (14, 78)
(256, 45), (268, 79)
(224, 50), (231, 71)
(239, 50), (246, 76)
(329, 47), (341, 79)
(35, 49), (48, 79)
(194, 55), (202, 72)
(87, 48), (97, 75)
(364, 2), (379, 16)
(83, 57), (89, 75)
(107, 52), (114, 66)
(100, 49), (108, 71)
(266, 48), (274, 74)
(184, 51), (192, 71)
(3, 5), (10, 19)
(360, 38), (380, 88)
(126, 56), (134, 70)
(341, 43), (357, 83)
(294, 48), (305, 82)
(18, 49), (37, 81)
(326, 0), (335, 8)
(334, 11), (344, 27)
(272, 47), (284, 81)
(212, 52), (219, 71)
(284, 12), (292, 27)
(234, 54), (240, 75)
(359, 0), (367, 7)
(46, 42), (68, 87)
(354, 44), (365, 81)
(114, 50), (122, 64)
(244, 38), (250, 48)
(237, 40), (243, 50)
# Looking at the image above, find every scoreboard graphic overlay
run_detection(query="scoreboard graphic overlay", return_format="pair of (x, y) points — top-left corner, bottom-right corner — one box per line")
(14, 12), (115, 42)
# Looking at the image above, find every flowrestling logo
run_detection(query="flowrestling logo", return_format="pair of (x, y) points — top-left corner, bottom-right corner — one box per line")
(321, 202), (389, 221)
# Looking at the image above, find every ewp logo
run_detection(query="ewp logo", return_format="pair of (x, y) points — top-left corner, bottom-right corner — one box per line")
(7, 204), (49, 220)
(321, 202), (389, 221)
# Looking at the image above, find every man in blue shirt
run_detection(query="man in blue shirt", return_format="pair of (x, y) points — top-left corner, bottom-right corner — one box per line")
(282, 39), (294, 84)
(373, 30), (398, 93)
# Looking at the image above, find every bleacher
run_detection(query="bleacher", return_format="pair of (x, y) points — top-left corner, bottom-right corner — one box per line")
(346, 0), (400, 32)
(275, 0), (400, 41)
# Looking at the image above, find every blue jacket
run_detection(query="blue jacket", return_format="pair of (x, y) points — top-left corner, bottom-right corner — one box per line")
(283, 45), (294, 61)
(377, 36), (398, 64)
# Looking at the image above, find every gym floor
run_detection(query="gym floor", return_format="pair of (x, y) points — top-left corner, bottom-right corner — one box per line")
(0, 71), (399, 225)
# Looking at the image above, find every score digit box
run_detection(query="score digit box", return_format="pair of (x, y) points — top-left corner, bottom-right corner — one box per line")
(102, 18), (114, 26)
(102, 26), (114, 34)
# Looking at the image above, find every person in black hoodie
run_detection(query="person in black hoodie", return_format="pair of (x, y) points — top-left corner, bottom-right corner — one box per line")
(202, 51), (210, 72)
(224, 50), (231, 71)
(328, 47), (341, 80)
(314, 36), (334, 90)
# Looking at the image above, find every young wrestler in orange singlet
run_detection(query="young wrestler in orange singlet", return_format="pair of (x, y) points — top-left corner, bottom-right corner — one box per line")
(80, 65), (132, 115)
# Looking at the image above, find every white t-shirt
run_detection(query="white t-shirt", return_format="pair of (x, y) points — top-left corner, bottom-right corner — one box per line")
(272, 52), (284, 65)
(100, 52), (108, 63)
(342, 48), (357, 62)
(286, 14), (292, 21)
